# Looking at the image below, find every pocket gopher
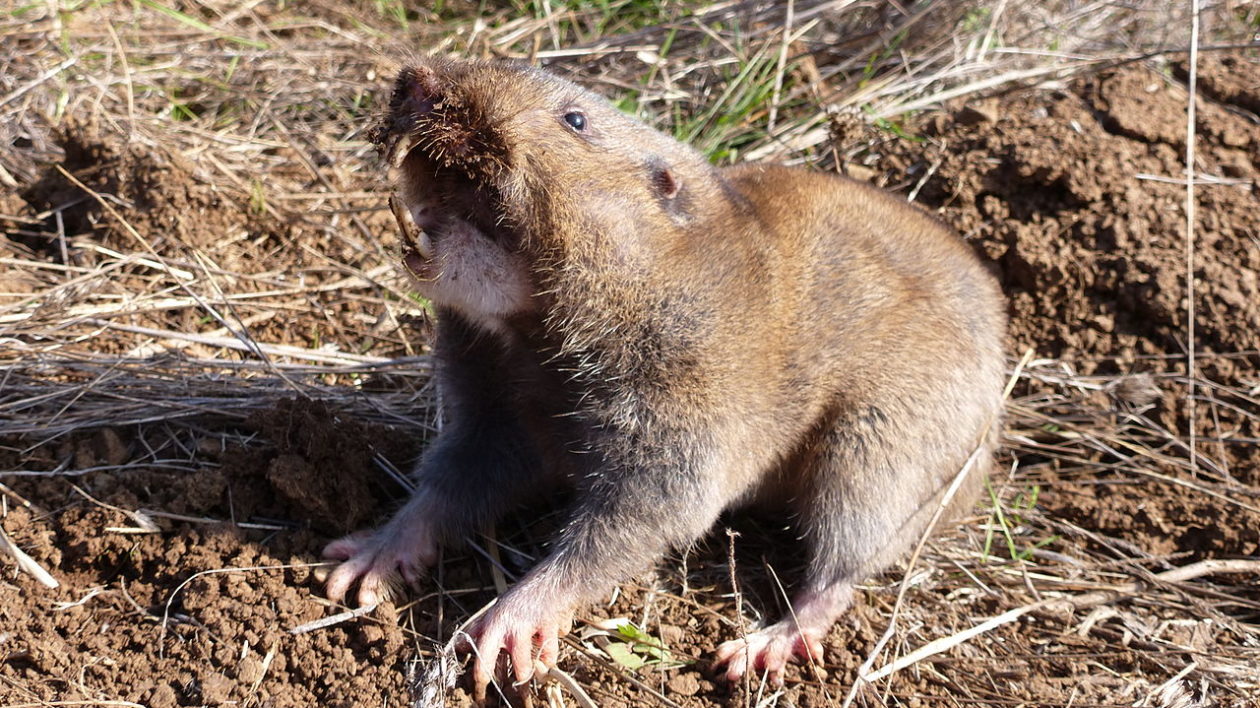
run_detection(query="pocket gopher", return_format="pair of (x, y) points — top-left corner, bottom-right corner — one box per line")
(323, 56), (1006, 700)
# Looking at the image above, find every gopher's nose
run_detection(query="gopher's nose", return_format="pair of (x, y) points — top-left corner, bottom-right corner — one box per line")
(397, 65), (442, 116)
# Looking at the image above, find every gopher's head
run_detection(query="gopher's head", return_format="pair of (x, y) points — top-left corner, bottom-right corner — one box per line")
(375, 57), (718, 327)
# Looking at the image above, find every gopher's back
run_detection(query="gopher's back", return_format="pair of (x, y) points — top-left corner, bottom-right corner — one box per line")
(722, 162), (1005, 394)
(716, 163), (1005, 548)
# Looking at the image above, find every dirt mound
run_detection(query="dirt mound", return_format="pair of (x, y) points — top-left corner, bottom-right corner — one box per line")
(864, 61), (1260, 366)
(225, 397), (414, 536)
(17, 122), (269, 261)
(0, 399), (422, 708)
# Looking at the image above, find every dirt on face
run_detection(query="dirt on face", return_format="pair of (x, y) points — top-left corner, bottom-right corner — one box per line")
(3, 55), (1258, 708)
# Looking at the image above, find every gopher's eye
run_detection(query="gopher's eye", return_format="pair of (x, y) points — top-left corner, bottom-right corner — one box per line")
(563, 111), (587, 131)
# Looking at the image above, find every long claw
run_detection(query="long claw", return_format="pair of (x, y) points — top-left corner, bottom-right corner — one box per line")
(538, 631), (560, 669)
(324, 552), (375, 604)
(472, 626), (504, 705)
(461, 594), (569, 705)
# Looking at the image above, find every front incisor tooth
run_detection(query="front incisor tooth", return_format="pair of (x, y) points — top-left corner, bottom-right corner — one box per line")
(388, 195), (433, 259)
(416, 231), (434, 260)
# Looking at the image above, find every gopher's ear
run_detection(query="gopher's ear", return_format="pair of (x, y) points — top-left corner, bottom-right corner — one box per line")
(651, 165), (680, 200)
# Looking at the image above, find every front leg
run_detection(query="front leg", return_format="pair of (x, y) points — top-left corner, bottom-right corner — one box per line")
(324, 313), (557, 606)
(324, 403), (552, 605)
(461, 425), (741, 702)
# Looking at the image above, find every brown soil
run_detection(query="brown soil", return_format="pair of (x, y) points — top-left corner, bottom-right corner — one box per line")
(3, 53), (1259, 708)
(904, 62), (1260, 365)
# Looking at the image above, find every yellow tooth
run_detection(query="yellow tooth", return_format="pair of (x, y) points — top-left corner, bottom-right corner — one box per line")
(389, 132), (426, 169)
(415, 231), (433, 261)
(388, 195), (433, 260)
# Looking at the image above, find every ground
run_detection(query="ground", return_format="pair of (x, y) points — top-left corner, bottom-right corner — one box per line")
(1, 2), (1258, 708)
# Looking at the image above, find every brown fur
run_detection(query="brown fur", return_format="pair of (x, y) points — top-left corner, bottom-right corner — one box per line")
(325, 56), (1007, 697)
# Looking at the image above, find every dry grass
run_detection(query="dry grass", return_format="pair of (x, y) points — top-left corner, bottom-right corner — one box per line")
(2, 1), (1259, 707)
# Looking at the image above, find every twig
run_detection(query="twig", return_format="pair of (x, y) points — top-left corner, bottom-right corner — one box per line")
(543, 667), (598, 708)
(289, 603), (378, 634)
(0, 703), (146, 708)
(726, 528), (751, 703)
(0, 525), (60, 588)
(89, 320), (392, 366)
(1183, 0), (1200, 476)
(0, 57), (77, 108)
(766, 0), (794, 134)
(70, 484), (160, 534)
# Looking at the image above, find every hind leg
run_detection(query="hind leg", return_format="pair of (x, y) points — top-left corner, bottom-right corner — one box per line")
(713, 581), (852, 685)
(714, 405), (988, 685)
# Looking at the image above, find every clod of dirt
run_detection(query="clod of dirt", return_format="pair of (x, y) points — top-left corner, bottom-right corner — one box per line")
(226, 397), (418, 534)
(877, 62), (1260, 366)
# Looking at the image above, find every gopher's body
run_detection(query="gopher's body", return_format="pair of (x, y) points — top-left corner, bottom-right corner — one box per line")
(324, 57), (1006, 696)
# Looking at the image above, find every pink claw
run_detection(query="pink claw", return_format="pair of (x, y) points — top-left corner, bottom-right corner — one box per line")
(321, 517), (437, 607)
(458, 592), (571, 705)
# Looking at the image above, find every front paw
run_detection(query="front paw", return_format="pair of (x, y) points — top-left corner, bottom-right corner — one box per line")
(458, 591), (573, 704)
(322, 522), (437, 607)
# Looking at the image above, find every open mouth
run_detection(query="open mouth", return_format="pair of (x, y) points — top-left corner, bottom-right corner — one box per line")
(387, 171), (508, 268)
(377, 66), (514, 282)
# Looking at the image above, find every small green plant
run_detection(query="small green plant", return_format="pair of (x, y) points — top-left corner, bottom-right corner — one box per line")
(858, 28), (909, 88)
(672, 43), (789, 164)
(875, 116), (922, 142)
(859, 104), (922, 142)
(135, 0), (268, 49)
(168, 90), (197, 121)
(513, 0), (679, 40)
(594, 620), (689, 671)
(406, 292), (435, 318)
(224, 55), (242, 83)
(613, 93), (640, 115)
(4, 3), (43, 18)
(982, 481), (1059, 562)
(960, 7), (992, 34)
(249, 179), (267, 216)
(373, 0), (410, 30)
